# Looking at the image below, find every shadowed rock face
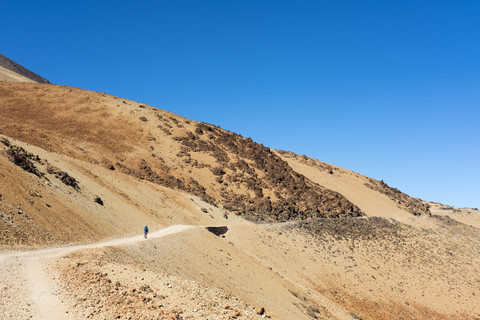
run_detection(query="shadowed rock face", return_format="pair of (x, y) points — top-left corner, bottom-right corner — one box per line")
(205, 226), (228, 236)
(0, 53), (50, 83)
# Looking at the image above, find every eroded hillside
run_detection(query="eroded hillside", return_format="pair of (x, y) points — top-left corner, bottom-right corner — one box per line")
(0, 82), (362, 225)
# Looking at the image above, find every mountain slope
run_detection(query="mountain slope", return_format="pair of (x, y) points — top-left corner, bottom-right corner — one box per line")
(0, 82), (362, 226)
(0, 53), (50, 83)
(0, 65), (36, 83)
(276, 150), (431, 218)
(0, 133), (234, 247)
(1, 81), (479, 320)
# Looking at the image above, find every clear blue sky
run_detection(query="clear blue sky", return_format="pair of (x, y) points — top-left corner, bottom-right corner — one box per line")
(2, 1), (479, 208)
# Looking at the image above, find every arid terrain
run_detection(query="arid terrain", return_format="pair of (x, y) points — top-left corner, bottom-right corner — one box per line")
(1, 63), (479, 320)
(0, 53), (50, 83)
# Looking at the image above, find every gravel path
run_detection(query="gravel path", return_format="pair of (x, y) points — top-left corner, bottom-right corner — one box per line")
(0, 225), (192, 320)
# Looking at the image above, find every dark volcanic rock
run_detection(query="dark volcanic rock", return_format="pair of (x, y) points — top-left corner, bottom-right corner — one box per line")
(173, 122), (363, 222)
(205, 226), (228, 236)
(5, 144), (43, 178)
(55, 171), (80, 190)
(1, 138), (10, 147)
(364, 178), (431, 216)
(94, 196), (104, 206)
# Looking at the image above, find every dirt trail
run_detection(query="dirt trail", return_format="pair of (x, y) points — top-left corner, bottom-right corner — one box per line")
(0, 225), (192, 320)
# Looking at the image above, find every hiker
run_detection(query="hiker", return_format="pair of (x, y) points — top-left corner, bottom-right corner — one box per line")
(144, 225), (149, 239)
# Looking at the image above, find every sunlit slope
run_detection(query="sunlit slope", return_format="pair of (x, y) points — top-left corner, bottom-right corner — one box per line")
(0, 53), (49, 83)
(277, 150), (431, 218)
(0, 82), (362, 227)
(0, 134), (233, 247)
(0, 65), (36, 83)
(1, 82), (479, 320)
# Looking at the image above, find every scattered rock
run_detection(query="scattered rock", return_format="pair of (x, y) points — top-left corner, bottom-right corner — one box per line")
(5, 144), (43, 178)
(257, 306), (265, 315)
(173, 122), (363, 222)
(94, 196), (104, 206)
(364, 178), (430, 216)
(211, 167), (226, 176)
(168, 313), (179, 320)
(0, 138), (10, 147)
(293, 217), (402, 240)
(55, 171), (80, 190)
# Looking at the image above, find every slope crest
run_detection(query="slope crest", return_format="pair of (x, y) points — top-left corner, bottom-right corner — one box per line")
(277, 150), (431, 217)
(0, 53), (49, 83)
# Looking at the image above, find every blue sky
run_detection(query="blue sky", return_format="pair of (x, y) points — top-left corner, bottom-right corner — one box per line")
(2, 1), (479, 208)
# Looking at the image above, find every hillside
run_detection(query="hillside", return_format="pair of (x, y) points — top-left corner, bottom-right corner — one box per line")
(276, 150), (431, 218)
(0, 82), (364, 227)
(1, 81), (479, 320)
(0, 53), (50, 83)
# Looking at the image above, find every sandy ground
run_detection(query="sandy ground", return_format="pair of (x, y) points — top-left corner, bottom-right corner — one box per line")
(0, 65), (35, 82)
(0, 225), (191, 319)
(227, 218), (480, 319)
(64, 216), (477, 320)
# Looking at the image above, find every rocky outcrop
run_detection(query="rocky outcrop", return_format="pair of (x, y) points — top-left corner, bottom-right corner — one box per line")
(2, 138), (44, 178)
(172, 122), (363, 222)
(364, 178), (430, 216)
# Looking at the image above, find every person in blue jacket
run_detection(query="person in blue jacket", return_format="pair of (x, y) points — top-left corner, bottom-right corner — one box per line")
(144, 225), (149, 239)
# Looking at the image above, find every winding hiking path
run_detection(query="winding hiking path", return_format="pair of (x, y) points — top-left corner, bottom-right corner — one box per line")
(0, 225), (192, 320)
